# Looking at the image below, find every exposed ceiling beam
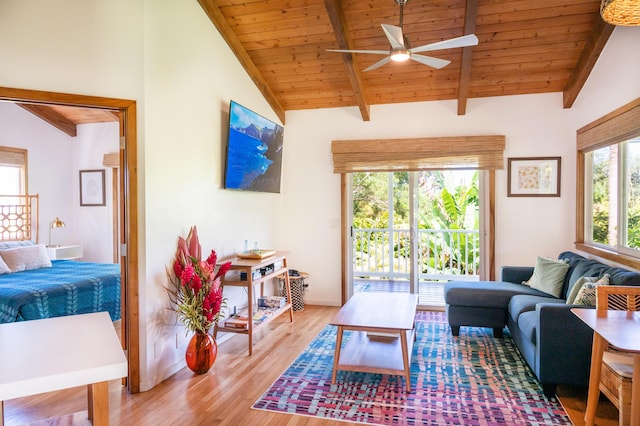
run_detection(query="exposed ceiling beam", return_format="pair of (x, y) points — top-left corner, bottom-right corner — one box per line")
(17, 103), (77, 137)
(197, 0), (286, 124)
(457, 0), (478, 116)
(563, 16), (614, 108)
(324, 0), (371, 122)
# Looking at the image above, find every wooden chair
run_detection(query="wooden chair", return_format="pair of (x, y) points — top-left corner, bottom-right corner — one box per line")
(595, 285), (640, 426)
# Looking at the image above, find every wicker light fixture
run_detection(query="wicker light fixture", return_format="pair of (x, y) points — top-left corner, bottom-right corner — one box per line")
(601, 0), (640, 26)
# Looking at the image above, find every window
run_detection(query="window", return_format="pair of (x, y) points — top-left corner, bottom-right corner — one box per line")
(0, 146), (27, 195)
(585, 139), (640, 254)
(577, 98), (640, 269)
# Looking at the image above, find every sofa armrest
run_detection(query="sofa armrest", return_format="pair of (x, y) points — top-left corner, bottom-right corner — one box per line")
(535, 303), (594, 388)
(500, 266), (533, 284)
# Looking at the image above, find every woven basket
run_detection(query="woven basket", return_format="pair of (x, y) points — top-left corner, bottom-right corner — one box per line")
(601, 0), (640, 26)
(599, 351), (633, 425)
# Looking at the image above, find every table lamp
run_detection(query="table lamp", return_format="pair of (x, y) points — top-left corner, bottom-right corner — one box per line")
(48, 217), (66, 247)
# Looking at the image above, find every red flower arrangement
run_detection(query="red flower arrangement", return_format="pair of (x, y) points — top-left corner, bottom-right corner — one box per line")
(167, 226), (232, 334)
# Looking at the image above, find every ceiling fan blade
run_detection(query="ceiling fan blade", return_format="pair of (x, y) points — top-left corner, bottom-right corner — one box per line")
(327, 49), (390, 55)
(410, 34), (479, 54)
(381, 24), (405, 49)
(410, 54), (451, 69)
(364, 57), (391, 72)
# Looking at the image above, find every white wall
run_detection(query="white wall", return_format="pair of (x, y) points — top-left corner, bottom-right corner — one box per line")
(72, 122), (120, 262)
(141, 0), (286, 389)
(1, 0), (639, 392)
(280, 26), (640, 306)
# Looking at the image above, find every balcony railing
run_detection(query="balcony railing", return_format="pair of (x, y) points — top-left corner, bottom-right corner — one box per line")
(353, 228), (480, 282)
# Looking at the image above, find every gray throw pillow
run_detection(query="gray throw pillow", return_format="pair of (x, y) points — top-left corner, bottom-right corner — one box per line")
(524, 256), (569, 298)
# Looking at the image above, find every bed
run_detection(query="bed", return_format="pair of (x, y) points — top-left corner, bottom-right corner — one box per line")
(0, 194), (121, 324)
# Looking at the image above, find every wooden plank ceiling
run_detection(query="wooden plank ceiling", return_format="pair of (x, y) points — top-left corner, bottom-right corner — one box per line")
(15, 103), (119, 137)
(198, 0), (613, 123)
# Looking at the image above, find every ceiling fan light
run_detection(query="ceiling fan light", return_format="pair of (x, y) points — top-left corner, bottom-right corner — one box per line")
(390, 50), (410, 62)
(600, 0), (640, 26)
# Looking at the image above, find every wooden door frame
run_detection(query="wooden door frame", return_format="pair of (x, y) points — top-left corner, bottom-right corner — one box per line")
(0, 86), (141, 393)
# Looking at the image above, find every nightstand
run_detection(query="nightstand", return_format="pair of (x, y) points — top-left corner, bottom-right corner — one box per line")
(46, 245), (83, 260)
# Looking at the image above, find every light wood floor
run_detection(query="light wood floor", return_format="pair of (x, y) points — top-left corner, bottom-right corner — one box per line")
(3, 305), (617, 425)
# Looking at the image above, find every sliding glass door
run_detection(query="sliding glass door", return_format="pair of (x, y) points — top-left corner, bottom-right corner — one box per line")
(351, 170), (481, 307)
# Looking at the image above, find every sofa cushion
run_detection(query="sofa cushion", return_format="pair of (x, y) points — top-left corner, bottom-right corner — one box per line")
(557, 251), (591, 297)
(524, 257), (569, 298)
(445, 281), (551, 309)
(509, 294), (561, 323)
(567, 257), (640, 287)
(517, 311), (538, 344)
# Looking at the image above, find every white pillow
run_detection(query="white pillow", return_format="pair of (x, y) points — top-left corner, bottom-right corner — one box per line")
(0, 256), (10, 274)
(0, 244), (52, 272)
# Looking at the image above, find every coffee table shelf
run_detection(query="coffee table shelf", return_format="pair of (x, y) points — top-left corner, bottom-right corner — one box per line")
(329, 292), (418, 391)
(336, 329), (415, 375)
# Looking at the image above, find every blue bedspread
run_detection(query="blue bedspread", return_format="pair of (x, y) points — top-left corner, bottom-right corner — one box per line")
(0, 260), (121, 324)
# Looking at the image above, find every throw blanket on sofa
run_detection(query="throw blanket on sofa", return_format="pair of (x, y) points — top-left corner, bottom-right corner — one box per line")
(0, 260), (121, 323)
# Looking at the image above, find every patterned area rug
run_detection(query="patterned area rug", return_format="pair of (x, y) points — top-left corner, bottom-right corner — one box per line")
(252, 311), (570, 425)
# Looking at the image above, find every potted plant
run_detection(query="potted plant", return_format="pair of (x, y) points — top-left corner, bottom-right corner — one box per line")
(167, 226), (232, 374)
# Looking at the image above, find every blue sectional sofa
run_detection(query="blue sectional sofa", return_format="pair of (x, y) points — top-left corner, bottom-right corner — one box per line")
(444, 251), (640, 396)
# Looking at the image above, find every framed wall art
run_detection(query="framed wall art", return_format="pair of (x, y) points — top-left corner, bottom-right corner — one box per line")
(507, 157), (561, 197)
(79, 169), (106, 206)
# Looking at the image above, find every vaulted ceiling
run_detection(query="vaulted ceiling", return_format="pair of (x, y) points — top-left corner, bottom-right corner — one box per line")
(197, 0), (614, 123)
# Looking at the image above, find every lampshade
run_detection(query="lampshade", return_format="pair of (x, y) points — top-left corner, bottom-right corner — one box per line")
(601, 0), (640, 26)
(50, 217), (66, 229)
(48, 217), (66, 247)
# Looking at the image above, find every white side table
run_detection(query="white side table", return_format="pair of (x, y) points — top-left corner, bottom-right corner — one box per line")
(0, 311), (128, 425)
(46, 245), (83, 260)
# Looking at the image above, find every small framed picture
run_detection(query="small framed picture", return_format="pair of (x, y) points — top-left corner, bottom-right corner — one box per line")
(79, 169), (106, 206)
(507, 157), (561, 197)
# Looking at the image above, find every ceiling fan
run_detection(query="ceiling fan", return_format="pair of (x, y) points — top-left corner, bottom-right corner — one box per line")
(327, 0), (479, 71)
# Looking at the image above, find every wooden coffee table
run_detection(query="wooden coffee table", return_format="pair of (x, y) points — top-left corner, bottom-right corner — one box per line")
(329, 292), (418, 391)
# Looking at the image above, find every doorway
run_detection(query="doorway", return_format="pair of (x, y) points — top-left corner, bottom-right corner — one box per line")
(350, 170), (482, 308)
(0, 86), (141, 392)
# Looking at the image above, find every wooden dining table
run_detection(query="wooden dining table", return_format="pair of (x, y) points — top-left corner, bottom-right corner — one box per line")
(571, 308), (640, 426)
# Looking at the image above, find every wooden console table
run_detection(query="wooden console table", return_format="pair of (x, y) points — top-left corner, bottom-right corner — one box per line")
(329, 292), (418, 391)
(214, 251), (293, 355)
(0, 312), (127, 426)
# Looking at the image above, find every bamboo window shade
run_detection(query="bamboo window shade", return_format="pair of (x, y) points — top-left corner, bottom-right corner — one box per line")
(331, 136), (506, 173)
(0, 147), (26, 167)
